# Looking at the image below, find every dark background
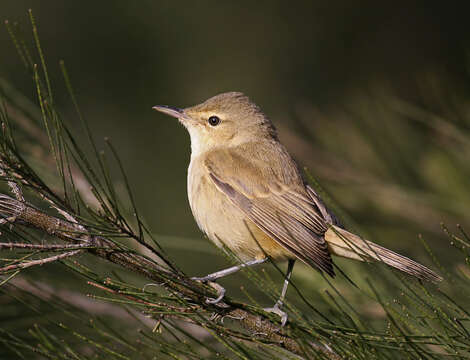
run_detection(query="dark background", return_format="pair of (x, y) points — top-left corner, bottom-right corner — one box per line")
(1, 0), (470, 317)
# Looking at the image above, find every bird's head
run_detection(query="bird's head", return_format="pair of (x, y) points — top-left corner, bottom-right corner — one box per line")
(153, 92), (277, 155)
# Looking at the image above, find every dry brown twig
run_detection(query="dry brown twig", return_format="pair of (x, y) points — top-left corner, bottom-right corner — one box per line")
(0, 249), (81, 273)
(0, 242), (89, 250)
(0, 159), (24, 202)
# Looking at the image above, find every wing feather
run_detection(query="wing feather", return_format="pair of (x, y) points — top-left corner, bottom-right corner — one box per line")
(205, 145), (334, 276)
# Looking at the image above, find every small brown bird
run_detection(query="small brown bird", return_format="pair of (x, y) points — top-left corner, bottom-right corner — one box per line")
(153, 92), (441, 325)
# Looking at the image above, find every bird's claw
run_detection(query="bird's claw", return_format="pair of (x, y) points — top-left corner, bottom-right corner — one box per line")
(191, 277), (226, 305)
(264, 303), (288, 326)
(205, 282), (226, 304)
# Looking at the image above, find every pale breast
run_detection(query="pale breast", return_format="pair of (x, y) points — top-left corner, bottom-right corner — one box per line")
(187, 155), (293, 261)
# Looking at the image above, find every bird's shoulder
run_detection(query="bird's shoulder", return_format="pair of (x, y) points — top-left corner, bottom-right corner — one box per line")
(202, 141), (305, 198)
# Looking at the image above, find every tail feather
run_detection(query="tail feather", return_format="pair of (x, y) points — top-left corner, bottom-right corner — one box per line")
(325, 225), (442, 283)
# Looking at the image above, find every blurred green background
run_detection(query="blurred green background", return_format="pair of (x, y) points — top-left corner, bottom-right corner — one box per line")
(1, 0), (470, 323)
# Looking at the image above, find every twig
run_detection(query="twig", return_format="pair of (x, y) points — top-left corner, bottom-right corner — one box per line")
(0, 160), (24, 202)
(87, 280), (197, 314)
(0, 242), (90, 250)
(42, 194), (84, 229)
(0, 249), (81, 272)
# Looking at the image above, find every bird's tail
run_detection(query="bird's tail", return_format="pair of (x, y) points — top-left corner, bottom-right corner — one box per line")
(324, 225), (442, 283)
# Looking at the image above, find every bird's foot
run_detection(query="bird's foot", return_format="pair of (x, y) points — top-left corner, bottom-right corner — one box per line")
(191, 277), (226, 305)
(264, 302), (288, 326)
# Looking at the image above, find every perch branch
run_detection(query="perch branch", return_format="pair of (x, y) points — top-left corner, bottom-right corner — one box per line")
(0, 194), (338, 358)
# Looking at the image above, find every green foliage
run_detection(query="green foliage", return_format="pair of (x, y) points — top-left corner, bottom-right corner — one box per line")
(0, 10), (469, 359)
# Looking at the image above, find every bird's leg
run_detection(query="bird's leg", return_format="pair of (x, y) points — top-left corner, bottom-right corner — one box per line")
(192, 258), (267, 304)
(192, 258), (268, 282)
(264, 259), (295, 326)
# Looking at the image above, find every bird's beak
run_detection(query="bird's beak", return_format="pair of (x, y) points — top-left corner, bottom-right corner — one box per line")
(152, 105), (190, 121)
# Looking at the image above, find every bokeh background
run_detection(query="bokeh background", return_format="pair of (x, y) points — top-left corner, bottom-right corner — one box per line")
(1, 0), (470, 338)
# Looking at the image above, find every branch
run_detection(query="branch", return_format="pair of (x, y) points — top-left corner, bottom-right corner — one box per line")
(0, 242), (90, 250)
(0, 160), (24, 202)
(0, 193), (337, 358)
(0, 249), (81, 272)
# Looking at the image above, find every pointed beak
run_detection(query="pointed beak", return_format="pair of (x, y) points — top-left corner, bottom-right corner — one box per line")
(152, 105), (189, 121)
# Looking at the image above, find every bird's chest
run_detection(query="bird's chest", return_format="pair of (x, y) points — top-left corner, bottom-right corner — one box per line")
(187, 157), (252, 255)
(188, 158), (236, 235)
(186, 156), (293, 261)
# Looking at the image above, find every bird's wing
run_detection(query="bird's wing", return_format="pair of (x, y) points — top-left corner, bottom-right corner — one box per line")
(204, 143), (334, 276)
(305, 185), (343, 228)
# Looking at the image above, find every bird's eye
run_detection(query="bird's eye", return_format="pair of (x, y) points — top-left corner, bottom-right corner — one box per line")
(208, 115), (221, 126)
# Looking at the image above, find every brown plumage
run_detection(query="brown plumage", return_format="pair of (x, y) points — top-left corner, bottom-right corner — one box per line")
(205, 144), (334, 276)
(154, 92), (442, 290)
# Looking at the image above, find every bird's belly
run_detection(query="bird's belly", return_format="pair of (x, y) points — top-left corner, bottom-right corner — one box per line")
(187, 165), (292, 262)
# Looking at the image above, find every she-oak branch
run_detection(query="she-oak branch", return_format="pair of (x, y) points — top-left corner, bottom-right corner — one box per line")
(0, 192), (333, 358)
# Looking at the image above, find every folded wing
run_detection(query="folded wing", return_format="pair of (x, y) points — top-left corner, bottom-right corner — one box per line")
(205, 143), (335, 276)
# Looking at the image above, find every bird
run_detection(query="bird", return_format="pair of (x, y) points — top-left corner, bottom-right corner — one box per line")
(153, 92), (442, 325)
